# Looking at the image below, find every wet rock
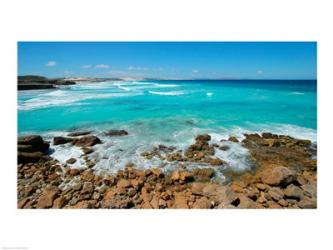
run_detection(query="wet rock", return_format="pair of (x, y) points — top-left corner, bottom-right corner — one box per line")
(228, 136), (239, 143)
(82, 147), (93, 155)
(72, 136), (101, 147)
(260, 166), (296, 187)
(67, 131), (91, 137)
(105, 129), (128, 136)
(68, 168), (80, 176)
(192, 168), (215, 182)
(195, 134), (211, 142)
(66, 158), (76, 164)
(210, 157), (223, 166)
(219, 145), (230, 151)
(53, 136), (73, 145)
(80, 170), (95, 182)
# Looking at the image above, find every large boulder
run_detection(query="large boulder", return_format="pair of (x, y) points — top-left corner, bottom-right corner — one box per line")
(260, 166), (297, 187)
(18, 135), (49, 152)
(17, 135), (50, 163)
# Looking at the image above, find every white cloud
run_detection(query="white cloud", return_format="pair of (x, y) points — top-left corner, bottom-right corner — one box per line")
(128, 66), (149, 71)
(63, 70), (74, 74)
(192, 69), (199, 74)
(257, 70), (263, 75)
(46, 61), (57, 67)
(81, 65), (92, 69)
(95, 64), (109, 69)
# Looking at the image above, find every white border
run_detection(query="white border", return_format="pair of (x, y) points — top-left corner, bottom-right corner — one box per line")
(1, 0), (332, 249)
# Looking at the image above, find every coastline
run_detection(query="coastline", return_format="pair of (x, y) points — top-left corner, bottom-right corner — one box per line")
(17, 131), (317, 209)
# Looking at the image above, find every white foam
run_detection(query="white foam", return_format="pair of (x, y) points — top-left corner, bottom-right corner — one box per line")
(148, 90), (186, 96)
(18, 91), (143, 110)
(153, 83), (180, 88)
(290, 92), (305, 95)
(206, 92), (213, 96)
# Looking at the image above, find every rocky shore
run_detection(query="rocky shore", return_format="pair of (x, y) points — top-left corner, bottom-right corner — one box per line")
(17, 131), (317, 209)
(18, 75), (76, 90)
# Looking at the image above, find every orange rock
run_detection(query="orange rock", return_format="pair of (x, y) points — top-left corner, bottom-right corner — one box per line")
(173, 192), (189, 208)
(36, 187), (59, 208)
(171, 170), (180, 182)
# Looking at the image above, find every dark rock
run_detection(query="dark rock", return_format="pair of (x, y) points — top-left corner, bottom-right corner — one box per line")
(228, 136), (239, 143)
(105, 129), (128, 136)
(53, 136), (73, 145)
(18, 151), (44, 164)
(67, 131), (91, 137)
(72, 136), (101, 147)
(66, 158), (76, 164)
(18, 135), (49, 152)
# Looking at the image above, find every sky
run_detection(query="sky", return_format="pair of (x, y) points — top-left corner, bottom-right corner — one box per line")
(18, 42), (317, 79)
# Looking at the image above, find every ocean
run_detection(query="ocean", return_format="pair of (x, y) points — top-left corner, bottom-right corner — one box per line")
(17, 80), (317, 177)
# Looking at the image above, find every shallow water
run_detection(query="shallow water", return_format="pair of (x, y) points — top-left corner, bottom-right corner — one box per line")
(18, 80), (317, 175)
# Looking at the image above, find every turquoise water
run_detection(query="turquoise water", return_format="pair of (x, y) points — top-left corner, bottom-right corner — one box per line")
(17, 80), (317, 174)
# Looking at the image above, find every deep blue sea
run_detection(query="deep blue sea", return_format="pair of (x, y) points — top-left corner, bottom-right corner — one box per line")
(17, 80), (317, 175)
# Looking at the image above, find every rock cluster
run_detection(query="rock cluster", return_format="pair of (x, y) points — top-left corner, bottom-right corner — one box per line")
(17, 132), (317, 209)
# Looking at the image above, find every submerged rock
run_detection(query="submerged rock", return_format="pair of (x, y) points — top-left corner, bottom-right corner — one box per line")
(105, 129), (128, 136)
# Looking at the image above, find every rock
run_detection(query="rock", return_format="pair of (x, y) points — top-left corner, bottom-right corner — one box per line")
(170, 171), (180, 182)
(297, 196), (316, 208)
(67, 131), (91, 137)
(53, 136), (73, 145)
(68, 168), (80, 176)
(237, 193), (259, 208)
(284, 184), (303, 200)
(82, 147), (93, 155)
(192, 197), (212, 209)
(73, 182), (82, 191)
(210, 157), (223, 166)
(18, 151), (44, 164)
(278, 199), (289, 207)
(105, 129), (128, 136)
(179, 171), (194, 182)
(68, 200), (92, 209)
(80, 170), (95, 182)
(195, 134), (211, 142)
(191, 182), (206, 195)
(262, 132), (278, 139)
(36, 187), (59, 208)
(261, 166), (296, 186)
(192, 168), (215, 182)
(17, 144), (35, 152)
(219, 145), (230, 151)
(81, 182), (94, 195)
(267, 200), (282, 209)
(268, 187), (284, 201)
(72, 136), (101, 147)
(228, 136), (239, 143)
(256, 183), (268, 191)
(66, 158), (76, 164)
(18, 198), (30, 209)
(151, 168), (164, 178)
(53, 196), (68, 208)
(18, 135), (49, 152)
(117, 179), (132, 189)
(173, 192), (189, 208)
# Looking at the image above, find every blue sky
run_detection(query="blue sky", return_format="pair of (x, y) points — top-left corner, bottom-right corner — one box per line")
(18, 42), (317, 79)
